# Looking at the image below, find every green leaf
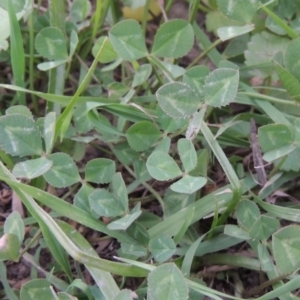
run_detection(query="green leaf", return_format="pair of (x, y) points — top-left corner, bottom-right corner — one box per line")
(108, 203), (142, 230)
(0, 234), (19, 261)
(236, 199), (260, 231)
(0, 114), (43, 157)
(273, 225), (300, 273)
(111, 173), (128, 212)
(217, 24), (254, 41)
(285, 37), (300, 82)
(258, 124), (293, 153)
(85, 158), (116, 184)
(204, 68), (239, 107)
(12, 157), (53, 180)
(178, 138), (197, 172)
(146, 151), (182, 181)
(89, 188), (125, 217)
(35, 27), (68, 60)
(109, 19), (148, 61)
(92, 36), (118, 64)
(273, 52), (300, 102)
(147, 263), (188, 300)
(126, 121), (161, 152)
(6, 105), (32, 118)
(163, 189), (195, 218)
(151, 19), (194, 58)
(113, 289), (137, 300)
(70, 0), (91, 23)
(183, 66), (210, 100)
(217, 0), (259, 23)
(4, 211), (24, 245)
(263, 144), (296, 163)
(224, 224), (250, 240)
(170, 175), (207, 194)
(132, 64), (152, 88)
(43, 153), (81, 188)
(244, 32), (289, 80)
(127, 222), (149, 247)
(44, 112), (56, 154)
(156, 82), (200, 119)
(73, 184), (95, 214)
(20, 279), (54, 300)
(149, 234), (176, 263)
(249, 215), (279, 240)
(121, 242), (147, 258)
(37, 59), (68, 71)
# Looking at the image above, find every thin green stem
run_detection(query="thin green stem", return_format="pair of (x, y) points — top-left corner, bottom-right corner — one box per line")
(189, 0), (200, 25)
(28, 8), (39, 116)
(188, 38), (222, 69)
(238, 91), (296, 106)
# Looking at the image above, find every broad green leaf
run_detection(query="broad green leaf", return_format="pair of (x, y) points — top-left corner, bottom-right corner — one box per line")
(236, 199), (260, 231)
(4, 211), (24, 245)
(151, 19), (194, 58)
(37, 59), (68, 71)
(147, 263), (188, 300)
(70, 0), (91, 23)
(163, 189), (195, 218)
(133, 160), (151, 182)
(85, 158), (116, 184)
(224, 225), (250, 240)
(121, 242), (147, 258)
(44, 112), (56, 154)
(188, 149), (208, 177)
(273, 225), (300, 273)
(146, 151), (182, 181)
(35, 27), (68, 60)
(111, 173), (128, 212)
(244, 32), (289, 79)
(108, 203), (142, 230)
(258, 124), (293, 153)
(285, 38), (300, 82)
(127, 222), (149, 247)
(156, 105), (188, 133)
(73, 184), (94, 214)
(156, 82), (200, 119)
(92, 36), (118, 64)
(6, 105), (32, 118)
(89, 189), (125, 217)
(113, 289), (137, 300)
(126, 121), (161, 152)
(0, 114), (43, 157)
(275, 147), (300, 172)
(204, 68), (239, 107)
(178, 138), (197, 172)
(154, 137), (171, 153)
(149, 234), (176, 263)
(20, 279), (54, 300)
(217, 0), (259, 23)
(171, 175), (207, 194)
(223, 34), (250, 59)
(132, 64), (152, 88)
(273, 54), (300, 102)
(12, 157), (53, 179)
(109, 19), (148, 61)
(0, 234), (19, 261)
(43, 153), (81, 188)
(263, 144), (296, 163)
(249, 215), (279, 240)
(217, 24), (254, 41)
(183, 66), (210, 100)
(205, 10), (242, 34)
